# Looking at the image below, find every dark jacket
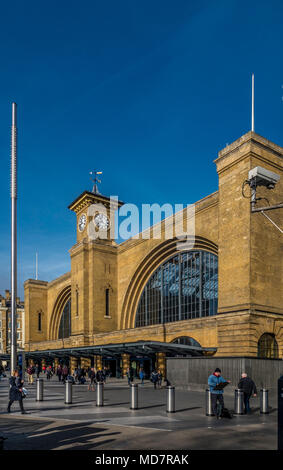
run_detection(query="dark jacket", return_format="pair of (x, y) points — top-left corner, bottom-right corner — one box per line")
(238, 377), (257, 396)
(9, 376), (22, 401)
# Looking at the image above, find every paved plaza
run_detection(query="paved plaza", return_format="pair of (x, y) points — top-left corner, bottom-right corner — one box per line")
(0, 375), (278, 450)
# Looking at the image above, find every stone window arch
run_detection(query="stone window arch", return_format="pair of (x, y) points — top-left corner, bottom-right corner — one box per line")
(258, 333), (278, 358)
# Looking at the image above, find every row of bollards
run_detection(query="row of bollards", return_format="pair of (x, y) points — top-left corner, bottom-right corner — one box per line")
(205, 388), (269, 416)
(36, 378), (269, 415)
(35, 378), (175, 412)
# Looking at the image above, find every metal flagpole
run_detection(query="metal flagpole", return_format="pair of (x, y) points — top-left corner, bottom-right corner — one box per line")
(36, 252), (38, 280)
(251, 73), (255, 132)
(10, 102), (18, 372)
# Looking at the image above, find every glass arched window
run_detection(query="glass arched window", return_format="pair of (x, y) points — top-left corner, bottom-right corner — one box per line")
(172, 336), (201, 347)
(135, 250), (218, 327)
(258, 333), (278, 358)
(58, 298), (71, 339)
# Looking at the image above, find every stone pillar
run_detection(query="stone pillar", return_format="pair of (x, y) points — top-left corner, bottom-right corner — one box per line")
(96, 356), (103, 370)
(28, 359), (34, 367)
(156, 352), (166, 379)
(70, 356), (78, 375)
(54, 358), (59, 370)
(80, 357), (91, 370)
(122, 354), (130, 378)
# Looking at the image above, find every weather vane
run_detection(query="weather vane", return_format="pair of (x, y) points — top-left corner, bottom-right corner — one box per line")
(90, 170), (103, 194)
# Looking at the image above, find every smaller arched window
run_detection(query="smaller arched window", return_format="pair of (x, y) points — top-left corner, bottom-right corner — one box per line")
(58, 298), (71, 339)
(258, 333), (278, 359)
(38, 312), (42, 331)
(172, 337), (201, 348)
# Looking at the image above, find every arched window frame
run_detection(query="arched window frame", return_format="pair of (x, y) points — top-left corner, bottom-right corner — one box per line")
(135, 250), (218, 327)
(258, 333), (278, 359)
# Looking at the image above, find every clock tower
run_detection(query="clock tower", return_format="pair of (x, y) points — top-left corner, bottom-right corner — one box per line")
(68, 190), (124, 338)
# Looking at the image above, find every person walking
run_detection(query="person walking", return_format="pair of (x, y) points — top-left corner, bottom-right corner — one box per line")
(7, 370), (26, 414)
(126, 367), (133, 386)
(238, 373), (257, 414)
(208, 368), (230, 419)
(62, 365), (68, 384)
(46, 366), (52, 381)
(139, 368), (145, 385)
(57, 365), (62, 382)
(96, 368), (104, 383)
(35, 364), (40, 379)
(27, 365), (34, 385)
(88, 368), (96, 391)
(157, 369), (163, 388)
(151, 369), (159, 390)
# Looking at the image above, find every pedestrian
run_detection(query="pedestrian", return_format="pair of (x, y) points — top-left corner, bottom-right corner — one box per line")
(139, 368), (145, 385)
(46, 366), (52, 381)
(157, 369), (162, 388)
(35, 364), (40, 379)
(88, 368), (96, 391)
(151, 369), (159, 389)
(96, 368), (104, 383)
(208, 368), (230, 419)
(238, 372), (257, 414)
(7, 370), (27, 414)
(62, 365), (68, 383)
(126, 367), (132, 386)
(27, 364), (34, 384)
(57, 365), (62, 382)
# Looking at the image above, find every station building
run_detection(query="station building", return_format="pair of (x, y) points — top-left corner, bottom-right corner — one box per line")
(23, 131), (283, 378)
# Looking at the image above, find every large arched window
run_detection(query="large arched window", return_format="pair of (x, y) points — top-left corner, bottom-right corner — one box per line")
(58, 298), (71, 339)
(135, 250), (218, 327)
(258, 333), (278, 358)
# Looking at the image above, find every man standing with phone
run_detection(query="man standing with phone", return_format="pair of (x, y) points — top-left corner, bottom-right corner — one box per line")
(208, 368), (230, 419)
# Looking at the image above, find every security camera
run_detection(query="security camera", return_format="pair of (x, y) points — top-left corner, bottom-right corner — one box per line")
(248, 166), (280, 190)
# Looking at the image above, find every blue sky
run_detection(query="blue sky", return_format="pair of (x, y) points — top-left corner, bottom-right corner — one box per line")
(0, 0), (282, 298)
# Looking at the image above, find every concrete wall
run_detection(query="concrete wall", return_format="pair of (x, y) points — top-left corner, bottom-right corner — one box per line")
(166, 356), (283, 394)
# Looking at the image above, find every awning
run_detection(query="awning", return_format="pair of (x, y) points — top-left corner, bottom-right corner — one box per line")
(1, 341), (216, 361)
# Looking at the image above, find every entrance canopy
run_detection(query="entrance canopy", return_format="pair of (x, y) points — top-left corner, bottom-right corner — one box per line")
(0, 341), (216, 361)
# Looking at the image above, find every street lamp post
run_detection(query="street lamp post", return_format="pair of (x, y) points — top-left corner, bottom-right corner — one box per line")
(10, 102), (18, 372)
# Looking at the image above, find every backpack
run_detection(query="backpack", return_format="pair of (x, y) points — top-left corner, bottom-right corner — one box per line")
(221, 407), (233, 419)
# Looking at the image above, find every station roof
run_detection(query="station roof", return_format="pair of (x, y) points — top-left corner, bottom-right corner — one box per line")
(0, 341), (217, 361)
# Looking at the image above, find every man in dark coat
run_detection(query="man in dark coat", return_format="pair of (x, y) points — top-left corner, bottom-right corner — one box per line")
(7, 370), (26, 414)
(238, 373), (257, 414)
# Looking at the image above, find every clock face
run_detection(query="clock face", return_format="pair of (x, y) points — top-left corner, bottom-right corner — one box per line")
(78, 213), (87, 232)
(94, 213), (110, 230)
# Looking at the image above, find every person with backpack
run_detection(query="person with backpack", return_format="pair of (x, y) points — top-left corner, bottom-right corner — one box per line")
(208, 368), (230, 419)
(238, 372), (257, 414)
(151, 369), (159, 390)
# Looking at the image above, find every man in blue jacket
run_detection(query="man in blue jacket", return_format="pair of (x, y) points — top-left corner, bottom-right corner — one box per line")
(208, 368), (230, 418)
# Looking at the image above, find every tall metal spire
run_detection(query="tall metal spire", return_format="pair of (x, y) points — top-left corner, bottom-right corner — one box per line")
(251, 73), (255, 132)
(10, 102), (18, 372)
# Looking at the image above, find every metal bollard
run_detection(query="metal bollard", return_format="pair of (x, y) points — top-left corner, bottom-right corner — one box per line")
(206, 388), (214, 416)
(65, 380), (73, 404)
(96, 381), (104, 407)
(260, 388), (269, 414)
(130, 383), (138, 410)
(234, 388), (244, 415)
(166, 386), (175, 413)
(36, 378), (44, 401)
